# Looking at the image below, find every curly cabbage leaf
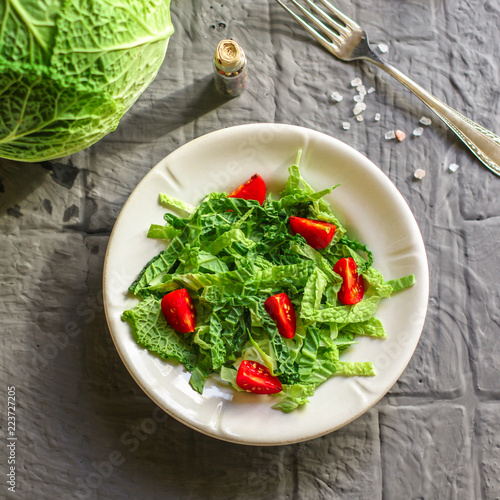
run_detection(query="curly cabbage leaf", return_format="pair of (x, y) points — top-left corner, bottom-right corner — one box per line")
(0, 0), (174, 162)
(123, 162), (417, 412)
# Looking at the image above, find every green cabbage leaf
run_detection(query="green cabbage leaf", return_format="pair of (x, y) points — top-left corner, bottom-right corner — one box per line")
(0, 0), (174, 161)
(122, 161), (416, 412)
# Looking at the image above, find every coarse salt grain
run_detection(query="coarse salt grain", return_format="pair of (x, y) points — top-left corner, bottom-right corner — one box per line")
(420, 116), (432, 126)
(413, 127), (424, 137)
(330, 91), (343, 103)
(353, 95), (364, 102)
(395, 130), (406, 142)
(385, 130), (396, 140)
(356, 115), (364, 122)
(342, 122), (351, 130)
(374, 113), (381, 122)
(448, 163), (460, 172)
(357, 85), (367, 97)
(378, 43), (389, 53)
(350, 77), (362, 87)
(353, 102), (367, 115)
(414, 168), (426, 179)
(367, 87), (376, 94)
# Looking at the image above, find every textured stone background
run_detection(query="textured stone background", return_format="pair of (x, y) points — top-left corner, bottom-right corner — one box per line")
(1, 0), (500, 499)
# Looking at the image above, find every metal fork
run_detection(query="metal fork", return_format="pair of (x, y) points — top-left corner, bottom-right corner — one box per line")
(275, 0), (500, 177)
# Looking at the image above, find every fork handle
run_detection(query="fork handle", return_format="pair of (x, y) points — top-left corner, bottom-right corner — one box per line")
(370, 60), (500, 176)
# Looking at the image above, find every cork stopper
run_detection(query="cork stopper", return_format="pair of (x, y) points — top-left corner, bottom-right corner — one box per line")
(214, 39), (245, 73)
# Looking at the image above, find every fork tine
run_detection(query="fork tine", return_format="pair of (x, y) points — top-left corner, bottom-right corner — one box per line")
(301, 0), (350, 37)
(275, 0), (343, 52)
(316, 0), (361, 30)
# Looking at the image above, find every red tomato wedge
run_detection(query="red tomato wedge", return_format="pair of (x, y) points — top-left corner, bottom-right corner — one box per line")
(264, 293), (296, 339)
(228, 174), (266, 205)
(333, 257), (364, 305)
(160, 288), (196, 333)
(236, 360), (283, 394)
(289, 216), (336, 249)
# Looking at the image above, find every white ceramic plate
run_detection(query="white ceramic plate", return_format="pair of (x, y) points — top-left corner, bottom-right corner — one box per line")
(103, 123), (429, 446)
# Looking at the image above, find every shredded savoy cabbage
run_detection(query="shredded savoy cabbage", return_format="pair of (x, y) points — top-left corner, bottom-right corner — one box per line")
(123, 156), (415, 412)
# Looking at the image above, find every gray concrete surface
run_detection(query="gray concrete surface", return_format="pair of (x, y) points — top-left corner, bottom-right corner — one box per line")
(1, 0), (499, 498)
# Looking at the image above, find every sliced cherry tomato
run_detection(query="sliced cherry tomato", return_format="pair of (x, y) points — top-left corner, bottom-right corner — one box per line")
(228, 174), (266, 205)
(160, 288), (196, 333)
(236, 360), (283, 394)
(333, 257), (364, 305)
(264, 293), (296, 339)
(289, 216), (336, 249)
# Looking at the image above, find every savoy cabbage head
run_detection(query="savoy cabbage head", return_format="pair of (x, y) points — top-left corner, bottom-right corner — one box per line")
(0, 0), (174, 162)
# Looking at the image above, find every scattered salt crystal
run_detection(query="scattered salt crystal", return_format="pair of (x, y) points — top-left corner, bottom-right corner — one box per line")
(356, 115), (364, 122)
(420, 116), (432, 126)
(385, 130), (396, 140)
(353, 102), (367, 115)
(330, 91), (343, 103)
(367, 87), (376, 94)
(374, 113), (381, 122)
(357, 85), (367, 97)
(448, 163), (460, 173)
(353, 95), (364, 102)
(350, 77), (363, 87)
(378, 43), (389, 54)
(395, 130), (406, 142)
(413, 168), (426, 180)
(342, 122), (351, 130)
(413, 127), (424, 137)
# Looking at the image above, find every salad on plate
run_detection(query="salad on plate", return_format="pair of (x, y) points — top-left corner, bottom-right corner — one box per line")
(122, 152), (415, 412)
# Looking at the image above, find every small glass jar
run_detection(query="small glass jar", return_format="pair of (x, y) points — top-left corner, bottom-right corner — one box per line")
(213, 39), (248, 97)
